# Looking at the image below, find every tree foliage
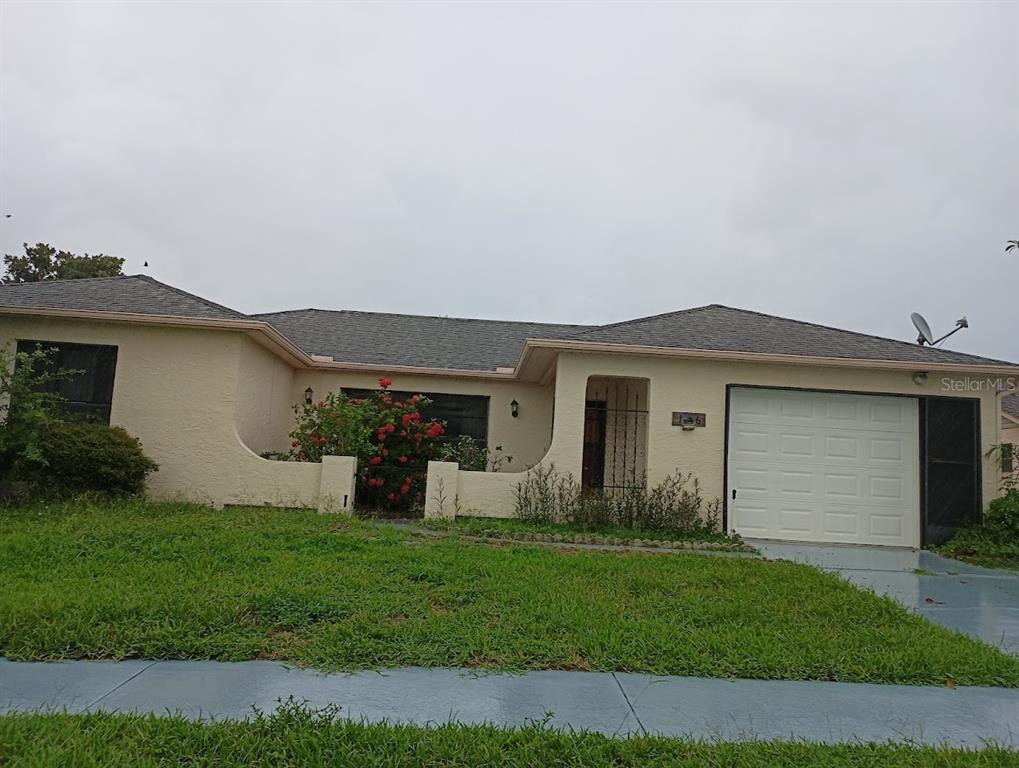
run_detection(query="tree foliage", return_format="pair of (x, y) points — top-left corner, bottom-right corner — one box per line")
(2, 242), (124, 283)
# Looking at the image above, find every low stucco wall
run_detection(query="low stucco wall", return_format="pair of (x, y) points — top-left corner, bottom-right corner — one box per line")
(427, 350), (1007, 522)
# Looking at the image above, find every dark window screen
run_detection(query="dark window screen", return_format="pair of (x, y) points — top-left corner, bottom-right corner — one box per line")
(16, 340), (118, 424)
(343, 388), (489, 444)
(921, 397), (981, 546)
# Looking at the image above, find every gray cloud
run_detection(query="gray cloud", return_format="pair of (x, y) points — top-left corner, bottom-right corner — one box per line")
(2, 1), (1016, 359)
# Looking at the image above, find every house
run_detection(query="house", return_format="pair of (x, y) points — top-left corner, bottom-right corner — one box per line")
(2, 274), (1016, 548)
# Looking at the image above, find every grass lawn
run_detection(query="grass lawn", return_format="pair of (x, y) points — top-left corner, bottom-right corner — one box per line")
(934, 527), (1019, 571)
(1, 706), (1015, 767)
(420, 515), (746, 548)
(2, 500), (1019, 686)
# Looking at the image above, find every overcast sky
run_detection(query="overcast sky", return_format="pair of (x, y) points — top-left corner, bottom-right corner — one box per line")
(1, 1), (1017, 360)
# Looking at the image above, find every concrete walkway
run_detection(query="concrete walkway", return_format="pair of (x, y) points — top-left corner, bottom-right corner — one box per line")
(750, 540), (1019, 655)
(1, 659), (1017, 747)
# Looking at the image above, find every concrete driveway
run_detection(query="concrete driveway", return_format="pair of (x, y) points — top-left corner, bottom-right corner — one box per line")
(748, 540), (1019, 655)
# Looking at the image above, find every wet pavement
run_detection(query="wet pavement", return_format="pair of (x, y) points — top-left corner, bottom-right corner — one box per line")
(749, 540), (1019, 655)
(2, 659), (1017, 747)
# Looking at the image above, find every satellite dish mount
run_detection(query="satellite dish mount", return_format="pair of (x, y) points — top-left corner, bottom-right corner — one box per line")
(911, 312), (968, 346)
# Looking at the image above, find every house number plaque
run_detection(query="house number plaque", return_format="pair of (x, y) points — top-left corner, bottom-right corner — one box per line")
(672, 412), (706, 429)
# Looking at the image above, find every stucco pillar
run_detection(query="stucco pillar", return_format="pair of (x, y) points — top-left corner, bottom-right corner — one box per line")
(545, 353), (589, 479)
(318, 455), (357, 513)
(424, 460), (459, 519)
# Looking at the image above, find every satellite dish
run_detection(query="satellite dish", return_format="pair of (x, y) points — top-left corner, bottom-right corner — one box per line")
(911, 312), (934, 346)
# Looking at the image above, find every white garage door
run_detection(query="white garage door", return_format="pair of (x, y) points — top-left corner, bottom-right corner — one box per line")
(728, 388), (919, 547)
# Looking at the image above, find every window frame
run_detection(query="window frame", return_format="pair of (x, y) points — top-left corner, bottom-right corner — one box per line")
(15, 339), (119, 425)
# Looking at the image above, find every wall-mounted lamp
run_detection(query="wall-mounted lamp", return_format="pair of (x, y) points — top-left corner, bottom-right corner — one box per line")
(912, 372), (928, 386)
(510, 399), (520, 418)
(304, 386), (314, 404)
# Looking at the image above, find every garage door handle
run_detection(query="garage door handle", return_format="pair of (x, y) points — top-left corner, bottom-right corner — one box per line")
(732, 489), (737, 500)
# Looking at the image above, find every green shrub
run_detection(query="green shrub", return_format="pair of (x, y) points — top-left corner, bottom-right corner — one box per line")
(36, 421), (158, 496)
(985, 489), (1019, 538)
(514, 465), (721, 534)
(440, 435), (512, 472)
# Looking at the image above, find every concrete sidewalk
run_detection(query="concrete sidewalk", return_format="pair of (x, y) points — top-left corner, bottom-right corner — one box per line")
(2, 659), (1017, 747)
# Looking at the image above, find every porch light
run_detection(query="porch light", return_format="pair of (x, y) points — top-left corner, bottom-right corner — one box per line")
(304, 386), (314, 404)
(510, 399), (519, 418)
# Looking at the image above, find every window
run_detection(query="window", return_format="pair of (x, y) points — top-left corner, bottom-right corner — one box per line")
(343, 388), (489, 445)
(1003, 443), (1015, 474)
(16, 340), (118, 424)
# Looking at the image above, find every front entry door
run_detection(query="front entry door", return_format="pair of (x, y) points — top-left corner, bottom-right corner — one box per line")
(582, 400), (607, 489)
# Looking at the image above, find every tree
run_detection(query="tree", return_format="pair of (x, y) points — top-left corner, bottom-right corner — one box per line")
(2, 242), (124, 283)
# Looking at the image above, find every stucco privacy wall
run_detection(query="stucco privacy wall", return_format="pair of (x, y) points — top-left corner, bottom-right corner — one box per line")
(434, 351), (1004, 522)
(296, 370), (555, 469)
(0, 317), (346, 509)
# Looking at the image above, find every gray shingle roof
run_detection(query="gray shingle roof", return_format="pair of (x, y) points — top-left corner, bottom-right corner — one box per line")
(1, 276), (1013, 371)
(557, 305), (1014, 368)
(253, 308), (586, 371)
(0, 275), (244, 320)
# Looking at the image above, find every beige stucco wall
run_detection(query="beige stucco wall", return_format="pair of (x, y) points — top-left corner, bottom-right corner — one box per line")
(235, 335), (296, 456)
(439, 351), (1005, 524)
(0, 317), (327, 508)
(295, 370), (554, 470)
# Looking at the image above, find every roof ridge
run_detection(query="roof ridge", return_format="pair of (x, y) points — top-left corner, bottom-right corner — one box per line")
(127, 274), (246, 318)
(254, 306), (591, 328)
(571, 304), (723, 337)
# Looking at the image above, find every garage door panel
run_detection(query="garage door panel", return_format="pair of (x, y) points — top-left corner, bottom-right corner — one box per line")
(778, 508), (817, 535)
(822, 510), (859, 536)
(729, 388), (919, 547)
(869, 438), (904, 463)
(780, 433), (815, 457)
(869, 513), (904, 539)
(779, 470), (813, 495)
(824, 473), (860, 499)
(736, 505), (772, 533)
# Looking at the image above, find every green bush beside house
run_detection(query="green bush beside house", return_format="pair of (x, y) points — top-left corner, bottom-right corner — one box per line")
(0, 345), (157, 499)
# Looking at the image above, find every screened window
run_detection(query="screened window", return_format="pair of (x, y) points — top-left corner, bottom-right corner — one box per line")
(343, 388), (489, 445)
(16, 340), (118, 424)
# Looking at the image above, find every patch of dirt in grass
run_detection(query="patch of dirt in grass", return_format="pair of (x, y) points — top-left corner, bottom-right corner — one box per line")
(546, 657), (592, 671)
(258, 629), (307, 660)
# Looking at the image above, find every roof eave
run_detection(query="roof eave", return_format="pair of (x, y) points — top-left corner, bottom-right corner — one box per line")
(517, 338), (1019, 376)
